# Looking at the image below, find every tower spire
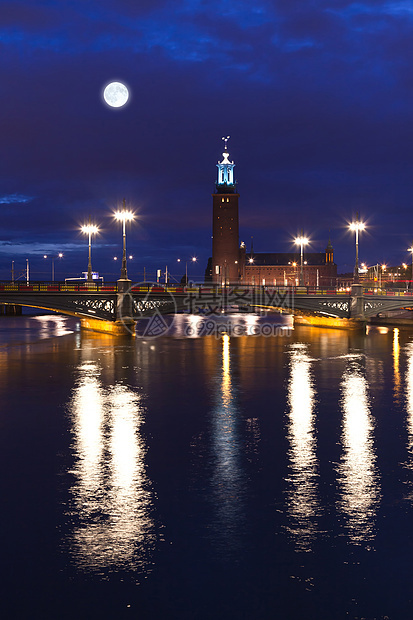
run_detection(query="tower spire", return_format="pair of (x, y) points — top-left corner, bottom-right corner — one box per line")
(216, 136), (235, 191)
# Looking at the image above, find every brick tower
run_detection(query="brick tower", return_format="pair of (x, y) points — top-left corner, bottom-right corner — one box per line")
(212, 137), (240, 284)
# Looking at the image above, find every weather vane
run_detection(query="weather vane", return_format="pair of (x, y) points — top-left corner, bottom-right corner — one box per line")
(222, 135), (230, 150)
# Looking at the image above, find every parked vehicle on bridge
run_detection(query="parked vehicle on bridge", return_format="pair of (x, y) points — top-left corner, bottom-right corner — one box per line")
(65, 272), (104, 285)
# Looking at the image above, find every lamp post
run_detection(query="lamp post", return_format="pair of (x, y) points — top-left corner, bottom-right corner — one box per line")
(380, 264), (386, 289)
(349, 218), (365, 284)
(294, 234), (309, 286)
(114, 200), (134, 280)
(43, 253), (64, 281)
(81, 219), (99, 282)
(408, 247), (413, 290)
(177, 256), (197, 285)
(54, 253), (63, 281)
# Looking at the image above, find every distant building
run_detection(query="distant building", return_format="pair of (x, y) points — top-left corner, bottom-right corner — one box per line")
(211, 137), (240, 284)
(210, 139), (337, 286)
(241, 244), (337, 288)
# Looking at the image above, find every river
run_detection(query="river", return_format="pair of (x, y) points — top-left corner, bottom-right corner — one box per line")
(0, 313), (412, 619)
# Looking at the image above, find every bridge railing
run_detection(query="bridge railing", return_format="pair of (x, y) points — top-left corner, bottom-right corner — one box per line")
(1, 281), (413, 297)
(0, 282), (345, 294)
(0, 281), (120, 292)
(362, 286), (413, 297)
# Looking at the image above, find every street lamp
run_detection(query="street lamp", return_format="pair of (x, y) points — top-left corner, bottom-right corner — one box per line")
(349, 218), (365, 284)
(114, 201), (134, 280)
(294, 234), (309, 286)
(380, 264), (386, 288)
(81, 220), (99, 282)
(43, 252), (63, 281)
(177, 256), (197, 285)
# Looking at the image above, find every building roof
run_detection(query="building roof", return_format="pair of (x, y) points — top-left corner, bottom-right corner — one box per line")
(246, 252), (331, 266)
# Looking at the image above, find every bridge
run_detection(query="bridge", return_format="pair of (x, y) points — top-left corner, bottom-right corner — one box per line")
(0, 281), (413, 333)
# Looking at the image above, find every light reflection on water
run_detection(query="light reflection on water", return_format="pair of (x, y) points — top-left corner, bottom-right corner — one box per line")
(66, 359), (156, 574)
(33, 315), (75, 339)
(404, 342), (413, 485)
(285, 343), (320, 551)
(209, 334), (246, 557)
(336, 358), (381, 545)
(393, 328), (401, 402)
(3, 314), (413, 617)
(139, 312), (292, 339)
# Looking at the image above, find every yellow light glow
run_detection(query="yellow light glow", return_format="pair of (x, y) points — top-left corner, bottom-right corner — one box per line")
(222, 333), (230, 408)
(393, 328), (401, 401)
(114, 210), (134, 222)
(294, 236), (309, 245)
(209, 334), (245, 548)
(81, 224), (99, 235)
(349, 221), (365, 231)
(405, 343), (413, 473)
(337, 361), (380, 544)
(67, 360), (156, 571)
(285, 343), (319, 551)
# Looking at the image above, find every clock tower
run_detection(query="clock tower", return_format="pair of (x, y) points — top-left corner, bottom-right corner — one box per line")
(212, 137), (240, 284)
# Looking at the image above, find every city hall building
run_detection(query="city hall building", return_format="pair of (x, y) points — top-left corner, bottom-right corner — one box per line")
(210, 139), (337, 287)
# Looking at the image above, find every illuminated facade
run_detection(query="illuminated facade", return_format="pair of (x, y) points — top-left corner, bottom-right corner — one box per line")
(211, 138), (240, 284)
(241, 242), (337, 287)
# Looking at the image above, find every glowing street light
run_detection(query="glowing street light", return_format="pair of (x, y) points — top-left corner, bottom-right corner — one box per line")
(114, 200), (135, 280)
(349, 218), (365, 284)
(294, 234), (309, 286)
(43, 252), (63, 281)
(177, 256), (197, 285)
(81, 220), (99, 282)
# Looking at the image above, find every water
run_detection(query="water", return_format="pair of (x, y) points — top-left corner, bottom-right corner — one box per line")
(1, 314), (412, 619)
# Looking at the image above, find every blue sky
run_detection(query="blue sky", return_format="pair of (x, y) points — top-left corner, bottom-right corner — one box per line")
(0, 0), (412, 281)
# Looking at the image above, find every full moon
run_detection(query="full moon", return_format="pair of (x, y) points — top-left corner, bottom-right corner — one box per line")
(103, 82), (129, 108)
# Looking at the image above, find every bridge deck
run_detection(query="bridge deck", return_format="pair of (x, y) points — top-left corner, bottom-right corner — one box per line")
(1, 282), (413, 322)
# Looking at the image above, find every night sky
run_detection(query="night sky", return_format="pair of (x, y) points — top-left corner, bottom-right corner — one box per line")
(1, 0), (413, 282)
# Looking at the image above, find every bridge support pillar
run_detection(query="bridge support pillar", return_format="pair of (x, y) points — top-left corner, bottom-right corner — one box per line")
(1, 304), (22, 316)
(116, 278), (136, 335)
(350, 284), (365, 319)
